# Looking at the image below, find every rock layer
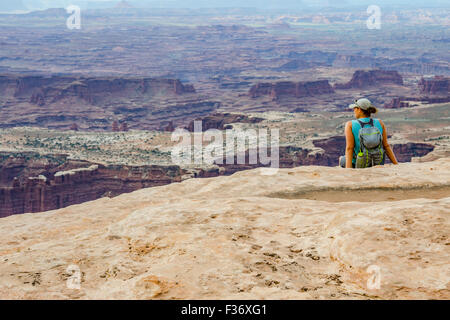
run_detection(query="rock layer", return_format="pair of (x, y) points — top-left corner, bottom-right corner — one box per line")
(249, 80), (334, 100)
(384, 97), (411, 109)
(0, 152), (184, 217)
(334, 70), (403, 89)
(0, 74), (218, 131)
(383, 96), (450, 107)
(0, 138), (435, 216)
(418, 76), (449, 95)
(185, 112), (264, 132)
(311, 136), (435, 164)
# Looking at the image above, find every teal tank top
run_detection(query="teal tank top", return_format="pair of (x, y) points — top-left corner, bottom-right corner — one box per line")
(351, 117), (383, 164)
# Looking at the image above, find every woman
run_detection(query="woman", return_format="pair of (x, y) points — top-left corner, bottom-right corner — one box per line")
(340, 98), (398, 168)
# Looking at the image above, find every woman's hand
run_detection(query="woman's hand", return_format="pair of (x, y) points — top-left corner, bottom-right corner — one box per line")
(380, 120), (399, 165)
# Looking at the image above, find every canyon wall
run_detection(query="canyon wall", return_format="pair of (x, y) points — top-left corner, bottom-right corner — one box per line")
(384, 97), (411, 109)
(384, 95), (450, 108)
(332, 54), (450, 75)
(312, 136), (434, 164)
(334, 70), (403, 89)
(1, 158), (449, 299)
(0, 138), (436, 217)
(418, 76), (449, 95)
(185, 113), (264, 132)
(3, 75), (196, 106)
(283, 51), (450, 76)
(249, 80), (334, 100)
(248, 70), (405, 102)
(0, 74), (218, 131)
(0, 152), (184, 217)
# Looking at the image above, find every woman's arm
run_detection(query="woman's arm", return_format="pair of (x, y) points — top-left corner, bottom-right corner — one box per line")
(345, 121), (354, 168)
(380, 120), (398, 165)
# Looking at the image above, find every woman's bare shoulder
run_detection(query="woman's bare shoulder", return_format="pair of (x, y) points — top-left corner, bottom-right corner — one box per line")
(345, 121), (353, 132)
(377, 118), (386, 127)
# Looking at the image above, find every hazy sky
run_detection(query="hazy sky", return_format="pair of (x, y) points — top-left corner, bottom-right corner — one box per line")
(3, 0), (449, 12)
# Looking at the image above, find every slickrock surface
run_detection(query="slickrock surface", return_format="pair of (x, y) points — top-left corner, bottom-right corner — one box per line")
(0, 159), (449, 299)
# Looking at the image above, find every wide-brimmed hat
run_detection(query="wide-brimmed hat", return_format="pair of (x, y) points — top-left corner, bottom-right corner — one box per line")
(349, 98), (378, 113)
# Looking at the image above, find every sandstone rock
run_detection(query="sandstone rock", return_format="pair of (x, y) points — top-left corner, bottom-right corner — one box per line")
(392, 143), (435, 163)
(185, 113), (264, 132)
(163, 121), (175, 132)
(112, 121), (120, 132)
(331, 54), (450, 75)
(119, 122), (129, 132)
(0, 74), (208, 131)
(275, 60), (313, 71)
(292, 107), (310, 113)
(334, 70), (403, 89)
(4, 75), (195, 102)
(0, 136), (436, 217)
(286, 51), (337, 66)
(0, 159), (448, 299)
(384, 97), (410, 109)
(249, 80), (334, 100)
(0, 152), (185, 217)
(383, 96), (450, 106)
(418, 76), (449, 95)
(312, 136), (434, 164)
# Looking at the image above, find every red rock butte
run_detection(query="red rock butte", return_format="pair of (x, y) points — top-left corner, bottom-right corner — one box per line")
(418, 76), (450, 95)
(334, 70), (404, 89)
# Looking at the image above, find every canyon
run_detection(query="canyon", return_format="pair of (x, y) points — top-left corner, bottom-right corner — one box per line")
(0, 137), (436, 217)
(0, 152), (184, 217)
(418, 76), (450, 95)
(334, 70), (404, 89)
(384, 97), (411, 109)
(384, 95), (450, 109)
(249, 80), (334, 100)
(185, 113), (264, 132)
(0, 74), (218, 131)
(0, 68), (431, 133)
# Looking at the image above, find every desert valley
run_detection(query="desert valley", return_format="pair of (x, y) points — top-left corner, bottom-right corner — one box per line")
(0, 0), (449, 300)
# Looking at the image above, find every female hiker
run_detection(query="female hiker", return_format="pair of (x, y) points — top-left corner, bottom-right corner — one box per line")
(339, 98), (399, 169)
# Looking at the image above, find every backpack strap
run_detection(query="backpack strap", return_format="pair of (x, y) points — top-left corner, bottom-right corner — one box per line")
(357, 118), (375, 154)
(357, 118), (374, 127)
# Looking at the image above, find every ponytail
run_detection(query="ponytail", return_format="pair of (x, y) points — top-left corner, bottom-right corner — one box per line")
(362, 107), (377, 117)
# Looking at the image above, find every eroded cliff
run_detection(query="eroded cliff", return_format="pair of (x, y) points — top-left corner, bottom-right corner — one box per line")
(249, 80), (334, 100)
(0, 136), (436, 217)
(0, 74), (218, 130)
(334, 70), (403, 89)
(418, 76), (450, 95)
(0, 152), (184, 217)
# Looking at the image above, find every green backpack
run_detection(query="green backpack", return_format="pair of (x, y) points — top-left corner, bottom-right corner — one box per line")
(355, 119), (385, 168)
